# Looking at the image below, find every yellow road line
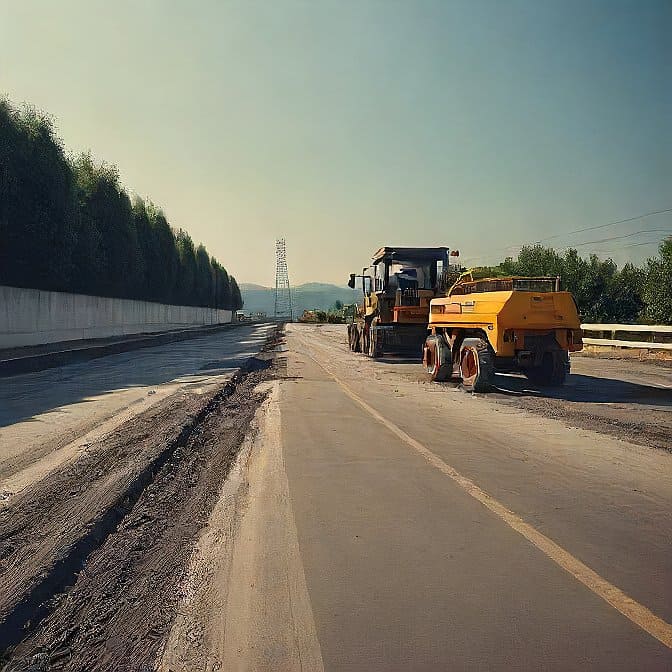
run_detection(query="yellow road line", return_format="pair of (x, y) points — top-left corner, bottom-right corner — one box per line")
(298, 336), (672, 650)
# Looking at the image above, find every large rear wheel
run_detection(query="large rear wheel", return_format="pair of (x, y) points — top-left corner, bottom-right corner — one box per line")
(459, 338), (494, 392)
(526, 351), (568, 386)
(423, 335), (452, 381)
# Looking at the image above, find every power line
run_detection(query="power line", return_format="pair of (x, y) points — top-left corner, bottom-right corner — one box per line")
(535, 207), (672, 244)
(589, 238), (670, 256)
(557, 229), (671, 250)
(461, 208), (672, 265)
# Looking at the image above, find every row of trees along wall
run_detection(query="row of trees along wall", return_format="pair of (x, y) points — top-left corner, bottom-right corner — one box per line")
(475, 242), (672, 325)
(0, 99), (243, 311)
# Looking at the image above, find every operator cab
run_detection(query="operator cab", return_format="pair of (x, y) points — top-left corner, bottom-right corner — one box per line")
(368, 247), (448, 322)
(371, 246), (447, 291)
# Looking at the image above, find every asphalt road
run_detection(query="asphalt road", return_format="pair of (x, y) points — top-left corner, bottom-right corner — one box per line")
(236, 323), (670, 671)
(1, 322), (670, 670)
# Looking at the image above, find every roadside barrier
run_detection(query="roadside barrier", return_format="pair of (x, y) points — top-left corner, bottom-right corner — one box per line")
(581, 323), (672, 352)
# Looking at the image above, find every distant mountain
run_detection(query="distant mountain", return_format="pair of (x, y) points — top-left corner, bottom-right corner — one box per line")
(240, 282), (359, 316)
(239, 283), (270, 291)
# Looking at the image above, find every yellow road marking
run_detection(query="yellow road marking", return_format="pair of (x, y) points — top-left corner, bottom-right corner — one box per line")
(298, 336), (672, 650)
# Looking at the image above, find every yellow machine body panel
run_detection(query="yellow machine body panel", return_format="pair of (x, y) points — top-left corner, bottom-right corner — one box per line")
(429, 283), (582, 356)
(363, 292), (378, 317)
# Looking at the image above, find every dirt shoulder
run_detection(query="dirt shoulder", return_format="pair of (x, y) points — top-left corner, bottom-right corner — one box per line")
(0, 332), (280, 669)
(491, 383), (672, 453)
(159, 378), (324, 672)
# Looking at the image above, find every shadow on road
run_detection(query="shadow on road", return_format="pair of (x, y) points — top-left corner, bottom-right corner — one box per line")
(491, 372), (672, 406)
(0, 325), (274, 428)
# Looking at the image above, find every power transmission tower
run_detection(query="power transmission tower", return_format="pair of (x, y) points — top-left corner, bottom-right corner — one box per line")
(274, 238), (293, 321)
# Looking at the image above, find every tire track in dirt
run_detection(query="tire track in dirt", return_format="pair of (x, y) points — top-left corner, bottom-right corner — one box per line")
(0, 329), (281, 669)
(0, 383), (181, 503)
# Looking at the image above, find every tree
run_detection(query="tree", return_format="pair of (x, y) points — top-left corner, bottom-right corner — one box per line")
(175, 229), (197, 305)
(0, 100), (77, 291)
(195, 244), (213, 307)
(611, 262), (645, 323)
(132, 197), (153, 300)
(147, 205), (179, 304)
(513, 245), (563, 278)
(642, 239), (672, 324)
(211, 259), (231, 310)
(72, 153), (141, 298)
(0, 96), (242, 312)
(230, 276), (243, 310)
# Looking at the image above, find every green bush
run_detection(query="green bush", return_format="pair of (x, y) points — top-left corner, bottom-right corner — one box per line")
(480, 243), (670, 325)
(0, 98), (242, 310)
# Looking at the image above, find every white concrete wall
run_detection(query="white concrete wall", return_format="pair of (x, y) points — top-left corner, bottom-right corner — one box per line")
(0, 285), (233, 348)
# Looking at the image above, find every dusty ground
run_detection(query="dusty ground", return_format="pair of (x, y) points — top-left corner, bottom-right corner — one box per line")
(0, 324), (275, 490)
(158, 380), (323, 672)
(0, 327), (280, 669)
(0, 323), (670, 670)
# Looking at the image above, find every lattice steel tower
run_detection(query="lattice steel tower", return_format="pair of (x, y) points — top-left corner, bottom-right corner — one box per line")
(274, 238), (293, 321)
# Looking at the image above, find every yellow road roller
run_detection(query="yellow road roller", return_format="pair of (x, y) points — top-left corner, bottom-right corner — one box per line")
(423, 275), (583, 391)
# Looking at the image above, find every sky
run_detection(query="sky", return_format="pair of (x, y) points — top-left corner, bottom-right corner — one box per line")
(1, 0), (670, 286)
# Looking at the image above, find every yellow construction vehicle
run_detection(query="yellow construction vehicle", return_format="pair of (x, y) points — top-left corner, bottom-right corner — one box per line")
(423, 274), (583, 391)
(347, 246), (450, 357)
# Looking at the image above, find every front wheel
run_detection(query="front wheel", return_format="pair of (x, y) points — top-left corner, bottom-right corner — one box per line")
(349, 323), (363, 352)
(459, 338), (495, 392)
(423, 335), (452, 381)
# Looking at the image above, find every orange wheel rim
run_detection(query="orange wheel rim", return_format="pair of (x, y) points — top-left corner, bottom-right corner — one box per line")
(462, 349), (477, 378)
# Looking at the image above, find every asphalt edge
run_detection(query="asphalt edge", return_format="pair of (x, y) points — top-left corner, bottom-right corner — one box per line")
(0, 322), (265, 378)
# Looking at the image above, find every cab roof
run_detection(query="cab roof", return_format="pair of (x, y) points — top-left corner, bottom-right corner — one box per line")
(371, 246), (449, 265)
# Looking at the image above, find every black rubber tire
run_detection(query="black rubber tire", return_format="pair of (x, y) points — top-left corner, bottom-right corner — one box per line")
(361, 324), (370, 356)
(526, 351), (568, 386)
(423, 335), (452, 381)
(459, 338), (495, 392)
(350, 324), (362, 352)
(368, 327), (382, 358)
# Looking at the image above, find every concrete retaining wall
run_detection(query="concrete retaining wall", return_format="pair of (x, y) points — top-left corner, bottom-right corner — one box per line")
(0, 285), (233, 348)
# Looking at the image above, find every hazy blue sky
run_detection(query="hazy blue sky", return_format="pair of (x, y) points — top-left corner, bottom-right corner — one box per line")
(1, 0), (670, 285)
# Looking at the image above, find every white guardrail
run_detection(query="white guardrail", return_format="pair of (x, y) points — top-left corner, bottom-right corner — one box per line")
(581, 323), (672, 351)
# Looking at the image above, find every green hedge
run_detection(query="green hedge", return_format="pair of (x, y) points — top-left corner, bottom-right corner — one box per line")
(0, 99), (242, 310)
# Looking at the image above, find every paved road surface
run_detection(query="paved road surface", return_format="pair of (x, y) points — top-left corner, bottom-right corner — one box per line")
(1, 322), (670, 670)
(206, 323), (670, 671)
